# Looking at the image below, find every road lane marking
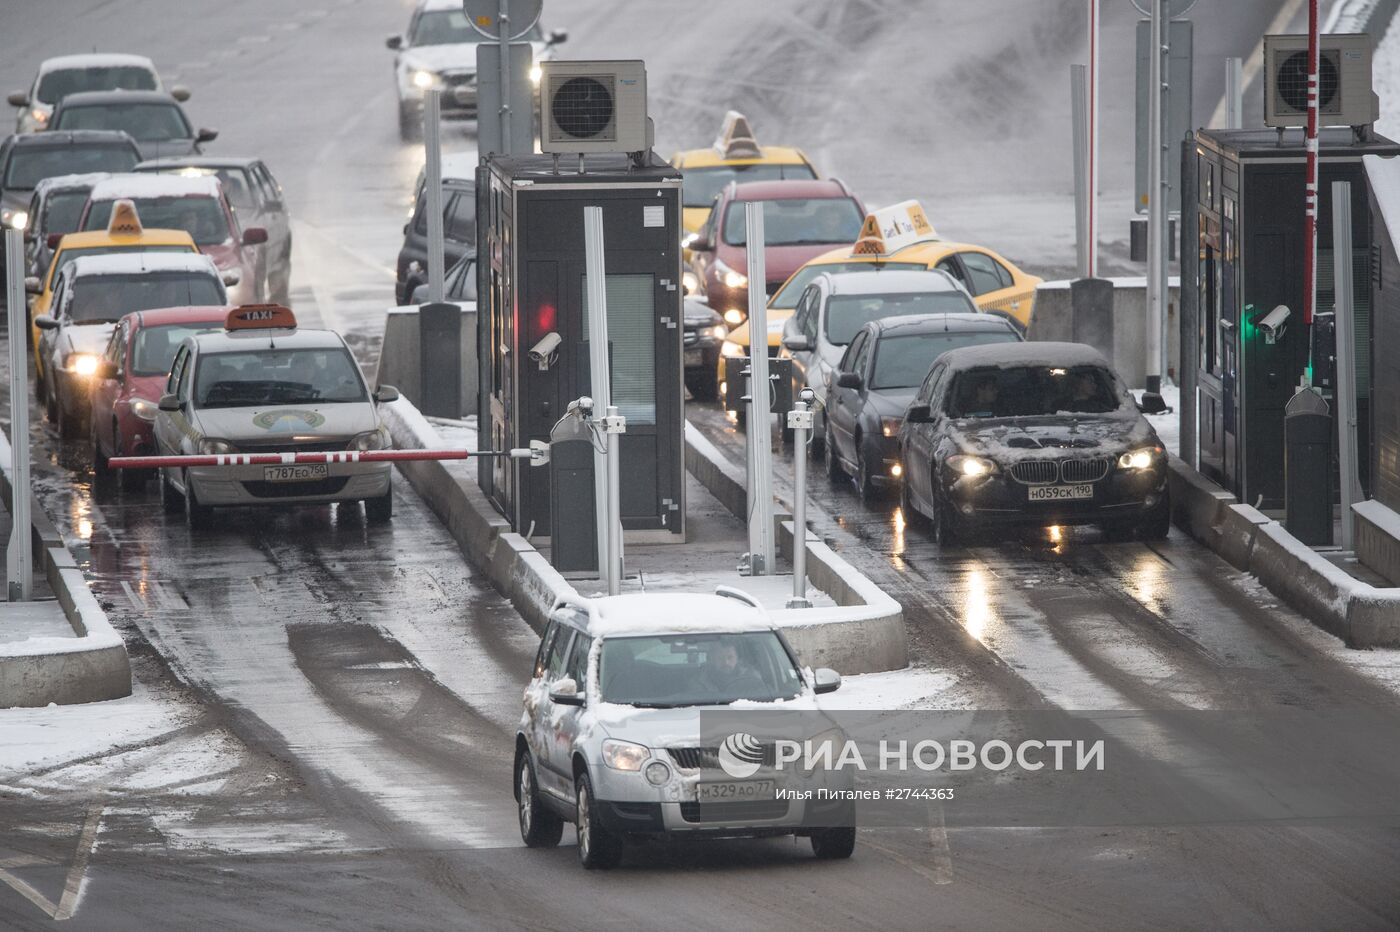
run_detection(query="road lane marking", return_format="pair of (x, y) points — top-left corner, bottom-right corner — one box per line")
(0, 804), (103, 921)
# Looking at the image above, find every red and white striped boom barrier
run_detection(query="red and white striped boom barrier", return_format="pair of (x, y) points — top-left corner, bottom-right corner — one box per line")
(109, 448), (537, 469)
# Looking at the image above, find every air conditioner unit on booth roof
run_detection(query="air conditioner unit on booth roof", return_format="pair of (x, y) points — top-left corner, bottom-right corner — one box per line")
(540, 60), (650, 154)
(1263, 33), (1378, 130)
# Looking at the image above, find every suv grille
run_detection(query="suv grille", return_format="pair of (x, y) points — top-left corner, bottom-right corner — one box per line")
(668, 746), (778, 770)
(680, 800), (789, 823)
(1009, 460), (1058, 485)
(1061, 457), (1111, 483)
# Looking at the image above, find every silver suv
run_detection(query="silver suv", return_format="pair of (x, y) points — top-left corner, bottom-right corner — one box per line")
(514, 589), (854, 869)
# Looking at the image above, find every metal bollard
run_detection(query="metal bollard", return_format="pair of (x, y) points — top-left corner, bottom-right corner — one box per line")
(786, 389), (814, 609)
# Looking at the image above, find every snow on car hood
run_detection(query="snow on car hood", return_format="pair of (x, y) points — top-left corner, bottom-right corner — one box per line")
(191, 402), (377, 443)
(58, 322), (115, 358)
(589, 694), (828, 747)
(949, 411), (1160, 462)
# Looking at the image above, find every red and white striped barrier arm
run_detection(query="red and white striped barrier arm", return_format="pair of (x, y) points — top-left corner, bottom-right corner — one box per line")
(109, 448), (535, 469)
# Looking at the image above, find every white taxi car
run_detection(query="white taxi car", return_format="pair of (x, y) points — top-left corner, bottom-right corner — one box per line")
(152, 305), (400, 527)
(514, 589), (854, 870)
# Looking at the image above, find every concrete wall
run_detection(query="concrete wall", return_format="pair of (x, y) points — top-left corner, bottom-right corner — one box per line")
(1031, 277), (1180, 387)
(374, 305), (479, 418)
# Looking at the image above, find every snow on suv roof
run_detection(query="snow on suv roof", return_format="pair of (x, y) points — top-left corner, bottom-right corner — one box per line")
(66, 252), (218, 279)
(89, 174), (221, 201)
(38, 54), (155, 74)
(937, 341), (1111, 372)
(567, 592), (771, 638)
(817, 269), (964, 295)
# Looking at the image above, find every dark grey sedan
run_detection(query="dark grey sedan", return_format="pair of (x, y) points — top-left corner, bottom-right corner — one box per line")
(49, 90), (215, 161)
(823, 313), (1022, 502)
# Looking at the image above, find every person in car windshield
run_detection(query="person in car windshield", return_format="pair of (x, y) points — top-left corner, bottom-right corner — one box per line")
(598, 632), (803, 708)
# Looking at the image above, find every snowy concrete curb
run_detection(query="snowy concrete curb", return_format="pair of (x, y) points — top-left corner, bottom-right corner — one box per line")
(1168, 457), (1400, 648)
(682, 422), (908, 674)
(0, 433), (131, 707)
(379, 398), (575, 634)
(1326, 0), (1399, 39)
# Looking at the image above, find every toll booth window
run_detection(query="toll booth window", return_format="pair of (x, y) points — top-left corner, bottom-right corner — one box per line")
(583, 274), (656, 425)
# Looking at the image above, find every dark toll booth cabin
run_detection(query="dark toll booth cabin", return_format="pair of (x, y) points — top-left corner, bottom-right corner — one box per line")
(1181, 127), (1400, 508)
(477, 152), (685, 540)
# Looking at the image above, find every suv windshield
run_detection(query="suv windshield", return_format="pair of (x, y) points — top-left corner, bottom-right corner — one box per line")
(681, 163), (816, 208)
(132, 322), (221, 376)
(947, 364), (1124, 418)
(411, 10), (542, 45)
(723, 197), (862, 247)
(194, 347), (367, 408)
(55, 103), (189, 141)
(824, 292), (975, 345)
(84, 196), (229, 246)
(69, 272), (222, 324)
(770, 261), (923, 309)
(3, 145), (137, 188)
(598, 632), (803, 707)
(871, 331), (1020, 390)
(36, 66), (156, 103)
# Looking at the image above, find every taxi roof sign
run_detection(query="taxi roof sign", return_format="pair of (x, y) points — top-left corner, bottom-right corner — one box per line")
(713, 110), (761, 160)
(850, 200), (939, 256)
(226, 304), (297, 331)
(107, 199), (143, 237)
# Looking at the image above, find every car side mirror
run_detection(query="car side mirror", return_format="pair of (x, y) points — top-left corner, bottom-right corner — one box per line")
(7, 92), (27, 108)
(906, 403), (933, 423)
(1136, 391), (1169, 415)
(549, 676), (585, 706)
(374, 384), (400, 404)
(385, 34), (403, 50)
(546, 29), (568, 45)
(25, 276), (42, 295)
(46, 233), (62, 249)
(813, 668), (842, 694)
(835, 371), (862, 390)
(782, 333), (811, 352)
(170, 85), (192, 102)
(196, 127), (218, 144)
(158, 393), (182, 412)
(221, 269), (241, 287)
(95, 359), (118, 380)
(34, 314), (59, 330)
(689, 235), (712, 252)
(241, 227), (268, 246)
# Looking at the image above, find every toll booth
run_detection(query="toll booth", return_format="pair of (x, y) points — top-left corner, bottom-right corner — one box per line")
(1181, 127), (1400, 508)
(476, 152), (685, 540)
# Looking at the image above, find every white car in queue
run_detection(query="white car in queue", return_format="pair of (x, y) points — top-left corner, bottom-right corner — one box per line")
(151, 304), (400, 528)
(514, 589), (854, 870)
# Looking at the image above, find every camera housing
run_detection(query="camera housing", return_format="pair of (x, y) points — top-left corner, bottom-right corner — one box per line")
(529, 332), (562, 370)
(1256, 304), (1290, 345)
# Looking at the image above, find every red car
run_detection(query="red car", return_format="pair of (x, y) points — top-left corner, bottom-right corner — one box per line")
(687, 179), (865, 327)
(90, 305), (231, 489)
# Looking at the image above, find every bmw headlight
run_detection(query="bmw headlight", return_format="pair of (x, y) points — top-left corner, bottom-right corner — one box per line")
(723, 308), (746, 326)
(947, 453), (997, 478)
(64, 353), (98, 376)
(129, 398), (159, 421)
(602, 739), (648, 772)
(198, 438), (237, 455)
(351, 428), (389, 451)
(1117, 446), (1162, 470)
(411, 69), (437, 89)
(1, 208), (27, 230)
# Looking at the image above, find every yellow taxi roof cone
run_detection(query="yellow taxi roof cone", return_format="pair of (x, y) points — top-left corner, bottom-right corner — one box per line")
(714, 110), (762, 159)
(851, 200), (938, 256)
(107, 199), (144, 237)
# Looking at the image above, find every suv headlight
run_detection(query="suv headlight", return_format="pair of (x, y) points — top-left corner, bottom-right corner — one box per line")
(411, 69), (437, 89)
(2, 208), (29, 230)
(947, 454), (997, 478)
(1117, 446), (1162, 470)
(351, 428), (388, 451)
(881, 416), (901, 438)
(63, 353), (99, 376)
(129, 398), (159, 421)
(199, 438), (237, 455)
(714, 259), (747, 290)
(602, 739), (649, 772)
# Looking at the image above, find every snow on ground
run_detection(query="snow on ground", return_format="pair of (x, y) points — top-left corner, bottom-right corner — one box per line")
(819, 667), (972, 712)
(1142, 383), (1181, 458)
(1375, 13), (1400, 138)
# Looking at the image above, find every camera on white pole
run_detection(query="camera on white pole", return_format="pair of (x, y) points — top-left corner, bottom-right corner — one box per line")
(786, 388), (815, 609)
(744, 201), (774, 576)
(5, 228), (31, 601)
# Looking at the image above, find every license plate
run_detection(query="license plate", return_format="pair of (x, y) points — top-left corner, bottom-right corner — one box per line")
(696, 780), (774, 801)
(684, 348), (704, 366)
(262, 464), (329, 482)
(1027, 484), (1093, 501)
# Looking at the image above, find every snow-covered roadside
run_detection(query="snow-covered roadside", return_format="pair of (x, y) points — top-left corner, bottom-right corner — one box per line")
(1374, 11), (1400, 139)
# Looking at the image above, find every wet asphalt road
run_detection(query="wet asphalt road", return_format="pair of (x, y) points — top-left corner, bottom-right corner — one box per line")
(4, 0), (1400, 928)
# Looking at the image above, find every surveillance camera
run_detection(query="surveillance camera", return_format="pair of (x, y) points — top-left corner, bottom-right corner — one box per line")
(529, 331), (562, 370)
(799, 387), (815, 404)
(1256, 304), (1290, 345)
(567, 396), (594, 416)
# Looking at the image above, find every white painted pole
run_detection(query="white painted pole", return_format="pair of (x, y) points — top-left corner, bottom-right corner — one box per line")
(786, 394), (813, 609)
(1332, 181), (1361, 549)
(1071, 64), (1089, 279)
(1145, 0), (1165, 395)
(498, 0), (512, 155)
(424, 89), (446, 304)
(1225, 57), (1243, 129)
(5, 229), (31, 601)
(584, 206), (621, 592)
(744, 201), (774, 575)
(1087, 0), (1100, 278)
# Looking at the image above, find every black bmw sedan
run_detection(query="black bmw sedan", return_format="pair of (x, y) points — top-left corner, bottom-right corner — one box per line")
(897, 342), (1170, 545)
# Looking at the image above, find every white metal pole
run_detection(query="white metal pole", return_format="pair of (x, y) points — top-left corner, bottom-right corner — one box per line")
(1087, 0), (1100, 278)
(424, 88), (446, 304)
(604, 404), (623, 595)
(1145, 0), (1165, 395)
(498, 0), (512, 155)
(5, 229), (31, 601)
(1225, 57), (1243, 129)
(583, 206), (615, 589)
(1332, 181), (1361, 549)
(1071, 64), (1089, 280)
(786, 395), (813, 609)
(744, 202), (774, 575)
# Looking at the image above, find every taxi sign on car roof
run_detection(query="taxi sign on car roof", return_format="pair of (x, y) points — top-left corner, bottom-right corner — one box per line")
(225, 304), (297, 330)
(850, 200), (938, 256)
(713, 110), (762, 160)
(107, 199), (143, 236)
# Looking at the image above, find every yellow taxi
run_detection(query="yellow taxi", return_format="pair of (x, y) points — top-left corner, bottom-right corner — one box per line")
(718, 200), (1043, 372)
(25, 199), (198, 374)
(671, 111), (818, 291)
